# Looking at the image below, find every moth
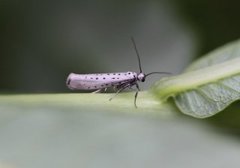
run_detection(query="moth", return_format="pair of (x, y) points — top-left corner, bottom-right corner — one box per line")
(66, 38), (170, 108)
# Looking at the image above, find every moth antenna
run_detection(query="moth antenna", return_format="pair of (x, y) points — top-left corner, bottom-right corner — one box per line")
(145, 72), (172, 77)
(131, 37), (142, 73)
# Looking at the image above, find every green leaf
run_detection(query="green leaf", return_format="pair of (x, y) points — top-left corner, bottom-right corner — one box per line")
(153, 39), (240, 118)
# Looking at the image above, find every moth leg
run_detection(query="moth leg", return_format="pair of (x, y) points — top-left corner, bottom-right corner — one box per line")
(113, 86), (118, 92)
(92, 87), (108, 94)
(134, 83), (140, 108)
(92, 89), (102, 93)
(109, 84), (130, 101)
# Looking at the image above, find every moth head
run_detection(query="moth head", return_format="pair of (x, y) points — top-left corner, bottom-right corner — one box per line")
(137, 73), (146, 82)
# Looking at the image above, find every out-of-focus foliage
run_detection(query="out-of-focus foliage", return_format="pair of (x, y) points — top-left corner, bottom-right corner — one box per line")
(0, 0), (196, 92)
(174, 0), (240, 55)
(1, 104), (240, 168)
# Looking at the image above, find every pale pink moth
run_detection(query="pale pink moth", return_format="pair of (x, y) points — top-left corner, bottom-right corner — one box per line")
(66, 38), (170, 107)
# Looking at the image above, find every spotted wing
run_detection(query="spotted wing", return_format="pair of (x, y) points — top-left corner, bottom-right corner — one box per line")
(66, 72), (137, 90)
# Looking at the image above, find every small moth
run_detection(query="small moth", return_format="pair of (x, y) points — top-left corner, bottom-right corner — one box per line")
(66, 38), (170, 108)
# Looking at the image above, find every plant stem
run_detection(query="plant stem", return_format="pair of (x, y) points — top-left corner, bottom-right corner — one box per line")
(0, 92), (178, 116)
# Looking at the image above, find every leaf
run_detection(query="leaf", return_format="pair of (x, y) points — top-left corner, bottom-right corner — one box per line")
(153, 39), (240, 118)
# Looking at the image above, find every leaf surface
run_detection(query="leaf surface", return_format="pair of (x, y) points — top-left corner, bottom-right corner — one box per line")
(153, 39), (240, 118)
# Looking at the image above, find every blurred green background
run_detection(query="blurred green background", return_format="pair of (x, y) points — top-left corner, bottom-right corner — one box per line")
(1, 0), (240, 93)
(1, 0), (240, 168)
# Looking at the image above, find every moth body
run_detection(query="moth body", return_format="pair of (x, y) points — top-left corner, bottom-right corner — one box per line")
(67, 72), (138, 90)
(66, 38), (170, 108)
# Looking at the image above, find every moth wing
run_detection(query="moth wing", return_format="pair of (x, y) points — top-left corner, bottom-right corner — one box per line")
(67, 72), (137, 90)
